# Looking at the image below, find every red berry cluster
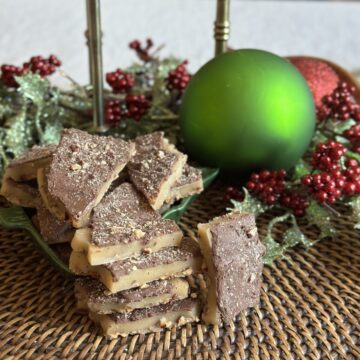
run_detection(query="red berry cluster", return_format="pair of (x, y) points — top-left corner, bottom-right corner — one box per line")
(23, 55), (61, 77)
(106, 68), (134, 94)
(224, 186), (244, 202)
(302, 158), (360, 203)
(0, 55), (61, 88)
(166, 61), (191, 93)
(105, 94), (151, 126)
(129, 39), (154, 62)
(301, 172), (342, 204)
(311, 140), (346, 171)
(246, 170), (286, 205)
(280, 192), (309, 217)
(105, 100), (122, 126)
(317, 82), (360, 122)
(343, 124), (360, 154)
(0, 65), (26, 87)
(124, 94), (150, 121)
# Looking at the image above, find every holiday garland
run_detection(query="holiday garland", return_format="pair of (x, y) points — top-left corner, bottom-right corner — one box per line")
(0, 40), (360, 265)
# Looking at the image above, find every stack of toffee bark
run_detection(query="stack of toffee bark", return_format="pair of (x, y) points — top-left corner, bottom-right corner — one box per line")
(1, 128), (265, 337)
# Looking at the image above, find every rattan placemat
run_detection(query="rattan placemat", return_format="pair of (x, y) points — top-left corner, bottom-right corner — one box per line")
(0, 184), (359, 360)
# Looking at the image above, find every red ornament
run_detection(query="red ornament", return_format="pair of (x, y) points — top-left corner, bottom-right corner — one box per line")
(289, 57), (339, 108)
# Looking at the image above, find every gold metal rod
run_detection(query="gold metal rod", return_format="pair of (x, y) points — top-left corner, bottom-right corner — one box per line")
(214, 0), (230, 56)
(86, 0), (106, 132)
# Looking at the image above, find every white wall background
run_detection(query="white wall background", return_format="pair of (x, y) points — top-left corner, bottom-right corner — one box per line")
(0, 0), (358, 86)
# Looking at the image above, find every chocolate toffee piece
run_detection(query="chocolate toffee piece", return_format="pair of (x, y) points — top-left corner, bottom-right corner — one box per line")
(36, 202), (74, 244)
(89, 298), (200, 337)
(75, 277), (189, 314)
(45, 128), (135, 228)
(0, 177), (40, 208)
(165, 164), (203, 205)
(197, 212), (265, 325)
(128, 132), (187, 210)
(37, 166), (67, 221)
(70, 238), (203, 293)
(4, 144), (56, 182)
(72, 182), (183, 265)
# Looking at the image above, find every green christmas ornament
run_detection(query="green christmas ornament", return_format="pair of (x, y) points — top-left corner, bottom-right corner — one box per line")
(180, 49), (316, 172)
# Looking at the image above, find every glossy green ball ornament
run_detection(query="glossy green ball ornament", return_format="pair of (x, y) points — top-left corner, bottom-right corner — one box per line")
(180, 49), (316, 172)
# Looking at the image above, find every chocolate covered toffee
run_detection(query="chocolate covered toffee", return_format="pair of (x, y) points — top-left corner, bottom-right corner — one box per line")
(128, 132), (187, 210)
(1, 144), (56, 207)
(70, 238), (202, 293)
(198, 212), (265, 325)
(75, 278), (189, 314)
(72, 183), (182, 265)
(90, 298), (200, 338)
(3, 144), (56, 182)
(1, 178), (40, 208)
(44, 128), (135, 228)
(166, 164), (203, 205)
(35, 202), (74, 244)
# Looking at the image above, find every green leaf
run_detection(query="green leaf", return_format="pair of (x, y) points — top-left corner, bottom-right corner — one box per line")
(326, 118), (355, 134)
(347, 196), (360, 229)
(3, 107), (32, 157)
(41, 121), (62, 145)
(0, 206), (72, 276)
(293, 159), (311, 180)
(15, 73), (49, 106)
(262, 213), (312, 266)
(306, 201), (335, 238)
(229, 188), (269, 216)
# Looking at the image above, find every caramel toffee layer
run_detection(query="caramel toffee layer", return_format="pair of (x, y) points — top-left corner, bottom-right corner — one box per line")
(198, 212), (265, 325)
(75, 278), (189, 314)
(0, 178), (40, 208)
(5, 144), (56, 182)
(36, 202), (74, 244)
(46, 128), (135, 228)
(90, 298), (200, 337)
(128, 132), (187, 210)
(70, 238), (202, 293)
(72, 182), (182, 265)
(166, 164), (203, 204)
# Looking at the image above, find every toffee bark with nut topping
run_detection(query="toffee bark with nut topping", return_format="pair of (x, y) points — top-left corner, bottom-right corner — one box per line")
(128, 132), (187, 210)
(45, 128), (135, 228)
(70, 238), (202, 293)
(75, 278), (189, 314)
(89, 298), (200, 337)
(72, 182), (183, 265)
(198, 212), (265, 325)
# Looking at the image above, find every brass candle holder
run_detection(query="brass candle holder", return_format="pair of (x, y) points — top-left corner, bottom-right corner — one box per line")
(214, 0), (230, 56)
(85, 0), (231, 130)
(86, 0), (106, 132)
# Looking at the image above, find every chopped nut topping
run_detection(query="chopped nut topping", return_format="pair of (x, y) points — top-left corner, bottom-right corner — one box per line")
(158, 150), (165, 159)
(177, 316), (186, 325)
(247, 227), (258, 238)
(133, 229), (145, 239)
(182, 268), (193, 276)
(159, 317), (168, 327)
(143, 247), (153, 254)
(71, 163), (82, 171)
(190, 293), (198, 299)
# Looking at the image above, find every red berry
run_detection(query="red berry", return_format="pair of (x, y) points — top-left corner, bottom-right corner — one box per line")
(106, 68), (134, 94)
(166, 61), (191, 93)
(317, 81), (360, 122)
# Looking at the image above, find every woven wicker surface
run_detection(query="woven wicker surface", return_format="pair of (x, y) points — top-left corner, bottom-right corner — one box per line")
(0, 183), (359, 360)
